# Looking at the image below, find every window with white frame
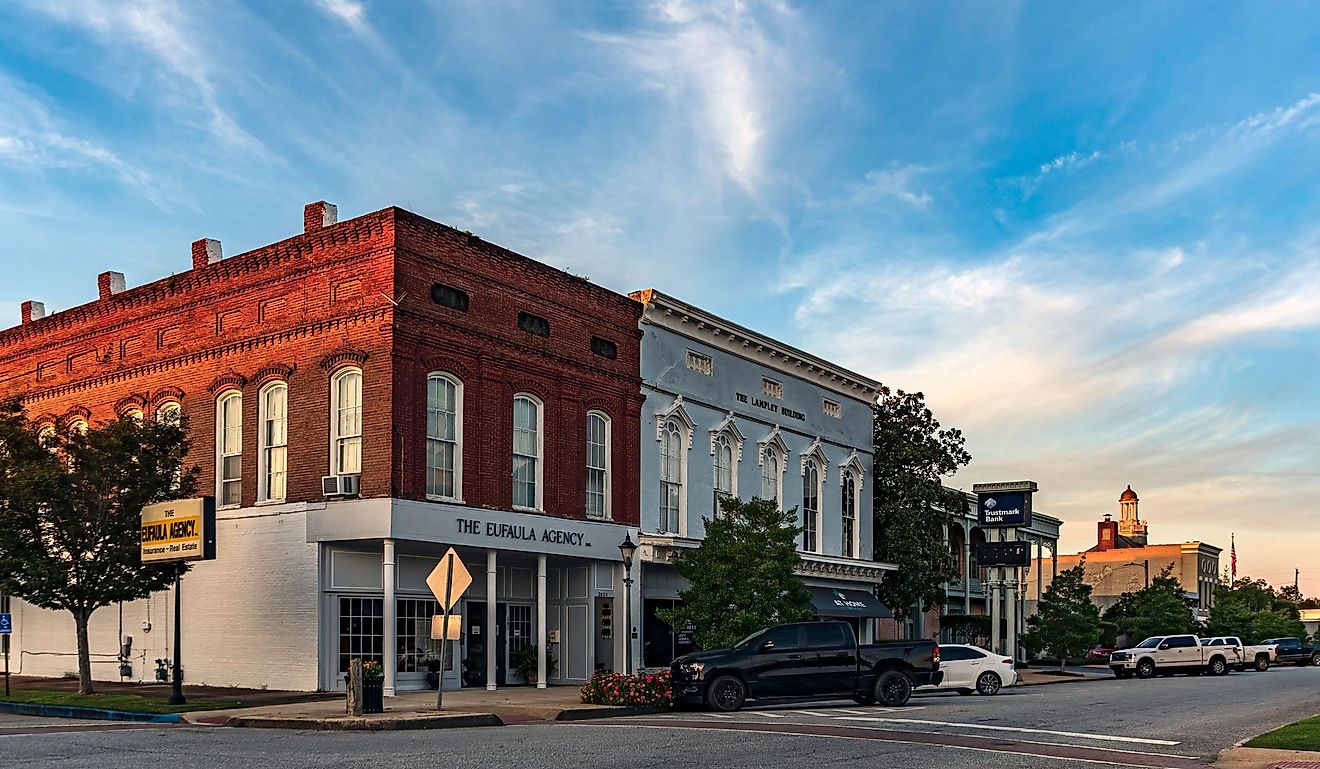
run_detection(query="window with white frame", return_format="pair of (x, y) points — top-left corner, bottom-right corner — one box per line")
(659, 420), (683, 533)
(426, 373), (462, 500)
(259, 382), (288, 502)
(69, 418), (88, 435)
(586, 411), (610, 519)
(123, 407), (144, 422)
(157, 402), (181, 426)
(331, 369), (362, 476)
(713, 433), (734, 510)
(512, 394), (543, 510)
(841, 469), (858, 558)
(803, 458), (821, 552)
(760, 446), (780, 506)
(216, 391), (242, 507)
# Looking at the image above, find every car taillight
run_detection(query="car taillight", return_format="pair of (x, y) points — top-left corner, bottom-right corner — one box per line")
(1002, 658), (1013, 665)
(933, 645), (941, 665)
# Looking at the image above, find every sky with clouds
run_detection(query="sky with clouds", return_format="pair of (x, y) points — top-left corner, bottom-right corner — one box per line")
(1, 1), (1317, 593)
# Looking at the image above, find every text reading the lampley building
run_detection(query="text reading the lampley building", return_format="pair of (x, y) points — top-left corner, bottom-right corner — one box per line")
(735, 392), (806, 421)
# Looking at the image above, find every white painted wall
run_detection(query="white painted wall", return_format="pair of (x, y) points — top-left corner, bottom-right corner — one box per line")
(10, 505), (321, 691)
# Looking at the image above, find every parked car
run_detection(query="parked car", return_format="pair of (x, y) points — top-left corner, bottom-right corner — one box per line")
(935, 644), (1017, 695)
(1202, 636), (1277, 672)
(1261, 637), (1320, 667)
(1088, 646), (1115, 663)
(1108, 634), (1234, 679)
(670, 620), (943, 712)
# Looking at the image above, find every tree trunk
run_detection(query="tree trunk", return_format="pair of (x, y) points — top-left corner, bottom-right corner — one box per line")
(74, 607), (94, 695)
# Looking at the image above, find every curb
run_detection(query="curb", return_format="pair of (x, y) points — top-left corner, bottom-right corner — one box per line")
(554, 705), (669, 721)
(0, 701), (183, 724)
(225, 713), (504, 731)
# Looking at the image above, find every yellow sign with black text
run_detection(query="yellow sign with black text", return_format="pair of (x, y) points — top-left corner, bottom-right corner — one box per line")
(140, 498), (217, 563)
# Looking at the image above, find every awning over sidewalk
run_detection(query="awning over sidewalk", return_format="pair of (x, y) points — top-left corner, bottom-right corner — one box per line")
(808, 586), (892, 619)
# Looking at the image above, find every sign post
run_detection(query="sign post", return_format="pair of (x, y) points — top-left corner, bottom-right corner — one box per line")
(1, 595), (11, 698)
(140, 498), (217, 706)
(973, 482), (1037, 661)
(427, 548), (472, 711)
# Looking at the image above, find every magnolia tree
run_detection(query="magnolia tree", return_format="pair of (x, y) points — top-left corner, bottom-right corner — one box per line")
(1023, 564), (1102, 670)
(0, 398), (197, 694)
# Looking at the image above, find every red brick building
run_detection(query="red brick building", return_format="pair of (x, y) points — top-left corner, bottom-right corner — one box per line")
(1, 202), (644, 693)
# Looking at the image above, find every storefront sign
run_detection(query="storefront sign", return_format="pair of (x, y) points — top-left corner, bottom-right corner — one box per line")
(140, 498), (216, 563)
(735, 392), (806, 421)
(976, 491), (1032, 527)
(456, 518), (592, 547)
(975, 540), (1031, 566)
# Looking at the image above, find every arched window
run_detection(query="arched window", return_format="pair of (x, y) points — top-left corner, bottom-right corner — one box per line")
(803, 459), (821, 553)
(330, 369), (362, 476)
(841, 470), (858, 558)
(216, 391), (242, 507)
(123, 408), (144, 422)
(761, 447), (780, 506)
(68, 418), (88, 435)
(427, 373), (463, 500)
(259, 382), (288, 502)
(586, 411), (610, 519)
(713, 433), (734, 508)
(512, 394), (543, 510)
(157, 402), (182, 426)
(659, 420), (683, 533)
(37, 424), (56, 453)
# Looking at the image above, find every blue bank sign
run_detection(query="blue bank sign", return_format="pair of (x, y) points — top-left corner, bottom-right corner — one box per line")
(977, 491), (1032, 527)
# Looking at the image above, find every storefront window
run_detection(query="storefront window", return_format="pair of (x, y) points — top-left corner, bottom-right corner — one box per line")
(643, 599), (697, 667)
(338, 596), (383, 673)
(397, 598), (451, 672)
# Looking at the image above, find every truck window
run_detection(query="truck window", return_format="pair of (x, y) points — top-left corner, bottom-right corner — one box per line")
(1136, 637), (1162, 649)
(759, 625), (802, 652)
(1206, 639), (1221, 646)
(1168, 636), (1196, 648)
(805, 623), (847, 650)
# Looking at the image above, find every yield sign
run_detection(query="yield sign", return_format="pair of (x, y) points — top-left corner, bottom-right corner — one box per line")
(427, 548), (473, 612)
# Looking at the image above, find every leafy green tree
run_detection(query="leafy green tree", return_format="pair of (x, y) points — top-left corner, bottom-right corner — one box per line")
(1023, 564), (1102, 670)
(658, 496), (813, 651)
(1207, 577), (1309, 644)
(871, 386), (970, 628)
(1103, 567), (1198, 644)
(0, 398), (197, 694)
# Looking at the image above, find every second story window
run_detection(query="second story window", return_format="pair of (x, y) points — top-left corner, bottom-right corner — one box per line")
(518, 312), (550, 338)
(427, 373), (463, 500)
(331, 369), (362, 475)
(713, 433), (734, 510)
(659, 420), (683, 534)
(803, 459), (820, 553)
(512, 394), (543, 510)
(259, 383), (288, 502)
(586, 411), (610, 519)
(217, 391), (242, 507)
(760, 447), (781, 507)
(841, 470), (858, 558)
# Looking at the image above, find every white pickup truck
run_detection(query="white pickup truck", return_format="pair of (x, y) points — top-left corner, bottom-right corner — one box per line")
(1108, 634), (1234, 679)
(1203, 636), (1277, 672)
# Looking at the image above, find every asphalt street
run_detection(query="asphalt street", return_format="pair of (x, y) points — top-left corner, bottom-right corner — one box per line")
(3, 666), (1318, 768)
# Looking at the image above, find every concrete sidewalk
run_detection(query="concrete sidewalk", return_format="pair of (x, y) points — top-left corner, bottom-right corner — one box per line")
(1215, 746), (1320, 769)
(1018, 668), (1105, 686)
(190, 686), (663, 730)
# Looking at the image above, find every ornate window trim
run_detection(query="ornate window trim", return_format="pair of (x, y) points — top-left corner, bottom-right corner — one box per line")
(654, 396), (695, 449)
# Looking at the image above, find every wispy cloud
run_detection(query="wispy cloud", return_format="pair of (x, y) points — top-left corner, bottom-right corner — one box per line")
(313, 0), (367, 31)
(851, 165), (933, 209)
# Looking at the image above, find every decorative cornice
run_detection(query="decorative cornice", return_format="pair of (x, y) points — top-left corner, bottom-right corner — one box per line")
(208, 372), (248, 396)
(60, 405), (91, 426)
(631, 288), (880, 403)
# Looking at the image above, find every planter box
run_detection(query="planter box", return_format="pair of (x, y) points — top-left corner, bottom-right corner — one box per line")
(362, 676), (384, 714)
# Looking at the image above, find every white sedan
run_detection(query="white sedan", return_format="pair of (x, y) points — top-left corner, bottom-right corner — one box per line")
(935, 644), (1018, 695)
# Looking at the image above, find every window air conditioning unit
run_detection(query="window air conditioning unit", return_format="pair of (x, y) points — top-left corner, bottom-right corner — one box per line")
(322, 474), (361, 497)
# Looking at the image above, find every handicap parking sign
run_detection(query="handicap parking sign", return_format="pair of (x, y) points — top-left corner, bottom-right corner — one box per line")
(0, 613), (11, 634)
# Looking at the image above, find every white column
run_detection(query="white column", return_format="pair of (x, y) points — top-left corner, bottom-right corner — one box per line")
(486, 550), (497, 691)
(383, 538), (397, 697)
(536, 555), (547, 689)
(962, 522), (971, 615)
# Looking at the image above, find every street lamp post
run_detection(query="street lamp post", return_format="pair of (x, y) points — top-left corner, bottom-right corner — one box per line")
(1122, 560), (1150, 589)
(618, 534), (637, 676)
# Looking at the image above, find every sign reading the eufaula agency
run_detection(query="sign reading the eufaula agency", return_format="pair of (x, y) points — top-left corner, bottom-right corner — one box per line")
(140, 498), (216, 563)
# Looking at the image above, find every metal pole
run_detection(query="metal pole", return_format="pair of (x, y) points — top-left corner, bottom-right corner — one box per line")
(623, 567), (634, 675)
(437, 556), (453, 711)
(168, 564), (185, 705)
(1144, 560), (1150, 589)
(3, 592), (10, 698)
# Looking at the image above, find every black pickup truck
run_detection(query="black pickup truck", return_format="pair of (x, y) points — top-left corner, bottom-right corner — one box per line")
(1263, 637), (1320, 667)
(670, 620), (942, 711)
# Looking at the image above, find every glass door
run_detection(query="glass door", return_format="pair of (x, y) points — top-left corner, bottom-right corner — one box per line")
(506, 603), (533, 683)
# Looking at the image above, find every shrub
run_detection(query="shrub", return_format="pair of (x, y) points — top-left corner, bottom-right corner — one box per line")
(579, 669), (672, 706)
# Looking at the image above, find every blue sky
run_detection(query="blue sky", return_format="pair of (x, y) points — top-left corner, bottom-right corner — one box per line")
(1, 1), (1318, 593)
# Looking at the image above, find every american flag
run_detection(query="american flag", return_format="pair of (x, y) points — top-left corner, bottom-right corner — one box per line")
(1230, 534), (1237, 580)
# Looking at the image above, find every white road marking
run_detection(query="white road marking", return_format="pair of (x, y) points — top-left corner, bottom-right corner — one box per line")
(747, 711), (784, 718)
(830, 709), (867, 715)
(576, 724), (1189, 767)
(830, 717), (1181, 746)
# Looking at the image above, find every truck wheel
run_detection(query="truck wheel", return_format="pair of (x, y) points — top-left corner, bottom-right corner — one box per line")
(706, 675), (746, 712)
(975, 672), (1002, 695)
(1208, 657), (1228, 676)
(875, 671), (913, 706)
(1255, 656), (1270, 672)
(1136, 659), (1157, 679)
(1310, 652), (1320, 668)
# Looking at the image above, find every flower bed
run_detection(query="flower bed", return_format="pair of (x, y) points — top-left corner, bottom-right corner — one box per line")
(579, 669), (672, 706)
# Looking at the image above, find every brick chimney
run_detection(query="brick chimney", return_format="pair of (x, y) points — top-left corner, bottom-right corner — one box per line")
(1097, 514), (1118, 551)
(21, 300), (46, 324)
(98, 271), (126, 300)
(191, 238), (222, 270)
(304, 201), (338, 233)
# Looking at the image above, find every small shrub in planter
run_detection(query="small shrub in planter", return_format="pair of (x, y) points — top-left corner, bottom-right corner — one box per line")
(579, 669), (672, 707)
